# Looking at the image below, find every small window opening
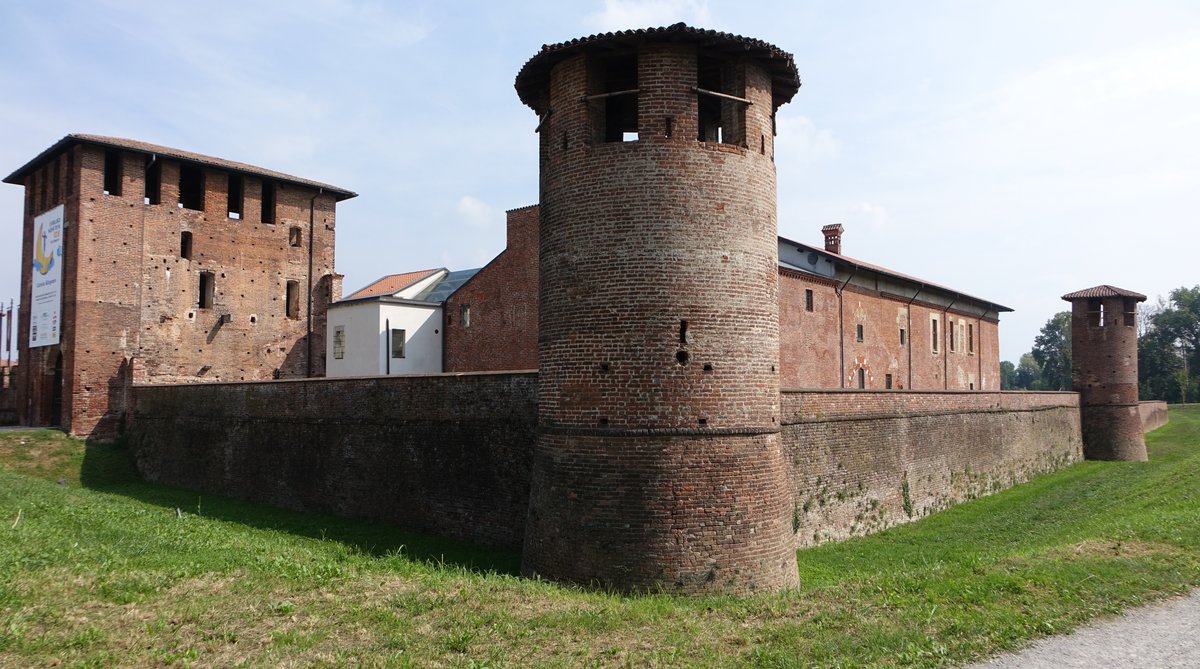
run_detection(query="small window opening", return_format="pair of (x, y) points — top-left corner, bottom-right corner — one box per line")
(180, 231), (193, 259)
(198, 272), (215, 309)
(665, 116), (674, 138)
(227, 174), (244, 219)
(949, 320), (956, 352)
(857, 368), (866, 389)
(900, 328), (907, 346)
(1123, 298), (1137, 327)
(285, 280), (300, 319)
(289, 226), (302, 247)
(1087, 298), (1103, 327)
(144, 157), (161, 205)
(968, 324), (974, 353)
(592, 54), (638, 143)
(103, 150), (122, 196)
(261, 180), (277, 224)
(931, 317), (940, 353)
(970, 382), (975, 390)
(805, 289), (814, 312)
(460, 304), (471, 328)
(333, 326), (345, 359)
(65, 150), (75, 196)
(697, 54), (746, 145)
(885, 374), (893, 390)
(391, 328), (406, 359)
(679, 319), (688, 344)
(178, 164), (205, 211)
(856, 324), (864, 342)
(51, 157), (60, 204)
(676, 350), (690, 365)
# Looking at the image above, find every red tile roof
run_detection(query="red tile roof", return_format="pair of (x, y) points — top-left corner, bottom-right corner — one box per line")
(1062, 285), (1147, 301)
(4, 134), (356, 200)
(515, 23), (800, 112)
(344, 269), (443, 300)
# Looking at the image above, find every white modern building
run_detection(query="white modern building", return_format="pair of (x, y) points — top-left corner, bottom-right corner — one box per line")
(325, 268), (478, 377)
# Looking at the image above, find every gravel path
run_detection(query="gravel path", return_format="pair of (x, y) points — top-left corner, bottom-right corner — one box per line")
(968, 590), (1200, 668)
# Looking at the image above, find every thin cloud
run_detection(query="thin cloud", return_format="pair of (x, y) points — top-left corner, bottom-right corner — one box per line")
(585, 0), (712, 32)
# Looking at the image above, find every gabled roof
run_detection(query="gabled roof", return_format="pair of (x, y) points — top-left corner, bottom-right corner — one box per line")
(515, 23), (800, 112)
(344, 269), (444, 300)
(779, 234), (1013, 313)
(1062, 285), (1147, 301)
(4, 134), (356, 200)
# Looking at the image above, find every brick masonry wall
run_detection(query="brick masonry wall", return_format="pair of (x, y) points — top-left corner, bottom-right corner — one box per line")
(16, 143), (340, 438)
(129, 372), (537, 547)
(443, 205), (539, 372)
(783, 390), (1082, 546)
(128, 379), (1085, 559)
(1139, 400), (1169, 433)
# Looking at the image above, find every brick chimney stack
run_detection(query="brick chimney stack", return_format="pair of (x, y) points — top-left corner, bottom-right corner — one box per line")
(822, 224), (844, 255)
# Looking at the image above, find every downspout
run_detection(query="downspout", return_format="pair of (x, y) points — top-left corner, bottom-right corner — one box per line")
(305, 187), (323, 378)
(943, 297), (958, 389)
(906, 284), (924, 390)
(836, 268), (857, 388)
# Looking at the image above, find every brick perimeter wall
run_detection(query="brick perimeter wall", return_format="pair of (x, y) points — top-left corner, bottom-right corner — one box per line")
(129, 378), (1084, 555)
(129, 372), (537, 547)
(1139, 400), (1169, 433)
(783, 390), (1082, 546)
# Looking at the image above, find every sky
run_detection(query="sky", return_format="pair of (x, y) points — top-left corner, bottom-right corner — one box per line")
(1, 0), (1197, 364)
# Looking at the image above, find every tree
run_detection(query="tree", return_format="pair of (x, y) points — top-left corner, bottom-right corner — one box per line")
(1014, 353), (1042, 390)
(1000, 360), (1016, 390)
(1138, 286), (1200, 404)
(1032, 311), (1072, 391)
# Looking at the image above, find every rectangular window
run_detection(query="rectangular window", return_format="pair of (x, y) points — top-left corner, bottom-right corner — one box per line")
(697, 54), (746, 145)
(289, 226), (302, 247)
(460, 304), (471, 328)
(332, 326), (345, 360)
(261, 180), (277, 224)
(591, 54), (638, 143)
(103, 150), (122, 196)
(960, 323), (967, 354)
(198, 271), (215, 309)
(391, 328), (406, 358)
(144, 157), (161, 205)
(900, 328), (907, 346)
(968, 323), (974, 353)
(180, 231), (193, 259)
(949, 320), (956, 352)
(931, 316), (940, 353)
(50, 156), (60, 204)
(285, 280), (300, 319)
(856, 324), (864, 342)
(65, 149), (75, 196)
(885, 374), (893, 390)
(178, 164), (205, 211)
(1123, 298), (1137, 327)
(227, 173), (244, 219)
(805, 289), (813, 312)
(857, 368), (866, 389)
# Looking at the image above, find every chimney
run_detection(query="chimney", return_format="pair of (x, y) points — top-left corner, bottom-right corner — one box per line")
(822, 224), (844, 255)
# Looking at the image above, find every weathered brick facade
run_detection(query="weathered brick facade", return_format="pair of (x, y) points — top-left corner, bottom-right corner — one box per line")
(1064, 285), (1148, 461)
(443, 205), (539, 372)
(5, 135), (353, 438)
(126, 376), (1090, 555)
(515, 28), (802, 594)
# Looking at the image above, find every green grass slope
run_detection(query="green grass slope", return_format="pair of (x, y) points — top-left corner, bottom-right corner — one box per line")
(0, 408), (1197, 668)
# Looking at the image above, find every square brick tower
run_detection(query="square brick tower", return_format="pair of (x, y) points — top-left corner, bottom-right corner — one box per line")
(5, 135), (355, 438)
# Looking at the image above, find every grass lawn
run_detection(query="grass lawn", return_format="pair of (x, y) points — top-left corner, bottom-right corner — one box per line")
(1, 407), (1198, 668)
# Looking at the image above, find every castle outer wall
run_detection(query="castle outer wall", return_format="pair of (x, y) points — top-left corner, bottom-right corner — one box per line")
(127, 375), (1087, 552)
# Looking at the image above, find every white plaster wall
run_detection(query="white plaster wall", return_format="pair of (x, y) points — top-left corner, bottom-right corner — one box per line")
(326, 300), (443, 377)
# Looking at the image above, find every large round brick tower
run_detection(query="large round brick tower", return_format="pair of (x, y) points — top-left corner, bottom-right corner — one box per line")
(1062, 285), (1148, 461)
(514, 25), (801, 594)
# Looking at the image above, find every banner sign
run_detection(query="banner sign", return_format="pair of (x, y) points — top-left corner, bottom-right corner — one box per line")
(29, 204), (64, 348)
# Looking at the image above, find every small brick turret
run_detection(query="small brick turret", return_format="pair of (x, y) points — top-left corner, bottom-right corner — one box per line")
(1063, 285), (1147, 461)
(822, 224), (844, 254)
(514, 24), (802, 594)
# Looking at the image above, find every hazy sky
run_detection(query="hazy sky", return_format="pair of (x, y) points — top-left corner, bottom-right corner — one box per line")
(1, 0), (1197, 363)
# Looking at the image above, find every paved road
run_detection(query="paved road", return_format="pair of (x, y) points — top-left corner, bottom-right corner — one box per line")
(968, 590), (1200, 668)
